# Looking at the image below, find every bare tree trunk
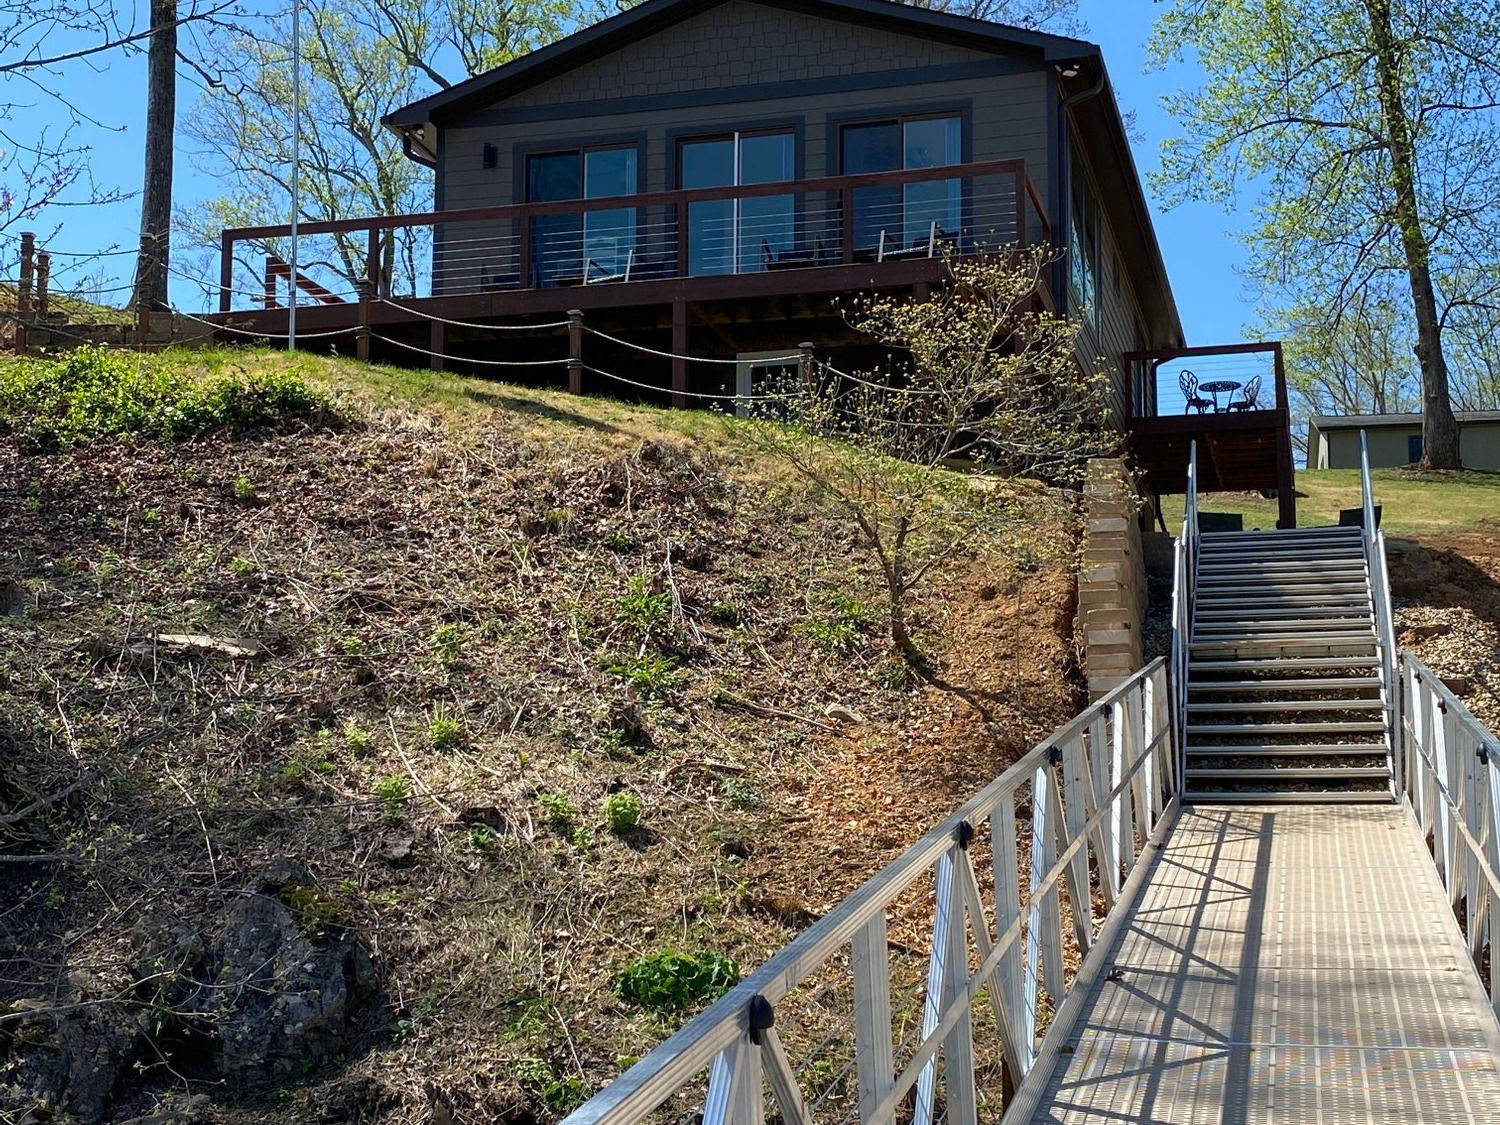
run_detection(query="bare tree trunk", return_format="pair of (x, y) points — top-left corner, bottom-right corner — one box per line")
(1364, 0), (1461, 468)
(135, 0), (177, 310)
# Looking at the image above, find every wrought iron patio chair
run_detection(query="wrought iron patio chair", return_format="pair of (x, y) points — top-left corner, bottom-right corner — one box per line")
(1179, 369), (1213, 414)
(1227, 374), (1263, 411)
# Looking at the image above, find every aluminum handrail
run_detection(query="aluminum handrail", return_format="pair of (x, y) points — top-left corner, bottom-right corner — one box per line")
(561, 659), (1175, 1125)
(1168, 439), (1199, 792)
(1400, 651), (1500, 1013)
(1359, 431), (1401, 790)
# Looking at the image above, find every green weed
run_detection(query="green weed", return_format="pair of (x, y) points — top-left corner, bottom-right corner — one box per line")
(427, 713), (462, 750)
(616, 574), (672, 638)
(798, 595), (872, 655)
(605, 652), (681, 699)
(430, 623), (463, 662)
(601, 791), (642, 834)
(341, 720), (374, 756)
(374, 775), (409, 821)
(538, 791), (579, 827)
(614, 950), (740, 1013)
(720, 777), (762, 810)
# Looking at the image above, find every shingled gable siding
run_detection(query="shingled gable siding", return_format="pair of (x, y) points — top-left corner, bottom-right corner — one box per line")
(433, 0), (1053, 265)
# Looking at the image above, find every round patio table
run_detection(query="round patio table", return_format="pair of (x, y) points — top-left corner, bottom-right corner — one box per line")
(1198, 379), (1242, 412)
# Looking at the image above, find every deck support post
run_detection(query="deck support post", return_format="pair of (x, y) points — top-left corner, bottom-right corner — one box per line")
(798, 342), (816, 395)
(356, 280), (371, 362)
(671, 299), (688, 409)
(15, 231), (34, 354)
(35, 251), (50, 320)
(567, 308), (584, 394)
(219, 231), (234, 313)
(1273, 343), (1296, 528)
(430, 319), (446, 372)
(357, 229), (377, 362)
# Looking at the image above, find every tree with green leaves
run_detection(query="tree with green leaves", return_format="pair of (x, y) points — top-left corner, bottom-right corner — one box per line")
(179, 0), (577, 299)
(1151, 0), (1500, 469)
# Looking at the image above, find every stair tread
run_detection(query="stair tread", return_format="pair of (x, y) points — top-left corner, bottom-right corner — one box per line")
(1186, 744), (1392, 757)
(1189, 658), (1381, 670)
(1189, 677), (1383, 692)
(1185, 792), (1393, 804)
(1189, 699), (1385, 712)
(1188, 774), (1386, 780)
(1188, 721), (1387, 734)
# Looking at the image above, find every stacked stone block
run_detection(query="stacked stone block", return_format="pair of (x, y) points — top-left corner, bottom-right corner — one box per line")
(1081, 458), (1146, 699)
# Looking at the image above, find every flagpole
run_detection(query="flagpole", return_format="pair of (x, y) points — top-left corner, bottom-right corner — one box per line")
(288, 0), (301, 350)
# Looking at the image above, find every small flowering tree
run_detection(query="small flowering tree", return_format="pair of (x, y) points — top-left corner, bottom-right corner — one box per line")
(750, 246), (1117, 663)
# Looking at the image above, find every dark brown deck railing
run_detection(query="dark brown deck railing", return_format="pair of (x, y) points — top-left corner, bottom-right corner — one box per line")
(1122, 342), (1296, 528)
(218, 158), (1050, 313)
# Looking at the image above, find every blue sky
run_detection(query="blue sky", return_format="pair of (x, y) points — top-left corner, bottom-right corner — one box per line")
(7, 0), (1258, 346)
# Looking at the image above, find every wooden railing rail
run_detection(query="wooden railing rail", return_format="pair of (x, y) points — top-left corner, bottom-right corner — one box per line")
(218, 158), (1051, 312)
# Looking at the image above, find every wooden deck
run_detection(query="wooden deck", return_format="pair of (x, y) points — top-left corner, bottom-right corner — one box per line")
(1124, 343), (1297, 528)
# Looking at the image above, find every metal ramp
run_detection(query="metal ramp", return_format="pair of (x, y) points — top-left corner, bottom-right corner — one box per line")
(562, 434), (1500, 1125)
(1024, 803), (1500, 1122)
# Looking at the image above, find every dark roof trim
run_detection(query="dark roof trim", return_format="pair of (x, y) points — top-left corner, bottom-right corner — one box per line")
(382, 0), (1100, 128)
(1311, 411), (1500, 429)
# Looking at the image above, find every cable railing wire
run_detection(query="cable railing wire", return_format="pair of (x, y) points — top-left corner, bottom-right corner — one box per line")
(583, 326), (800, 366)
(369, 331), (572, 367)
(376, 296), (571, 331)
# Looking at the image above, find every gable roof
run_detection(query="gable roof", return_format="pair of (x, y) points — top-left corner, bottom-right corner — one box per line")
(381, 0), (1183, 348)
(383, 0), (1099, 129)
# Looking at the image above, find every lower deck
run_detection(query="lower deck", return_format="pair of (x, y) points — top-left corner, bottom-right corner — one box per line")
(1032, 804), (1500, 1123)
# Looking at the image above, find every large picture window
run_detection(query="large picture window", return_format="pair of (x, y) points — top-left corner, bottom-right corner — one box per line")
(526, 144), (638, 285)
(841, 114), (962, 252)
(679, 129), (796, 275)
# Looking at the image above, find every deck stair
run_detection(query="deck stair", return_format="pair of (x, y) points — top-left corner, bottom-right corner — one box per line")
(1184, 523), (1393, 803)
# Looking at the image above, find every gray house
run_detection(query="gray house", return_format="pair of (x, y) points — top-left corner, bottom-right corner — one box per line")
(371, 0), (1184, 414)
(1307, 412), (1500, 470)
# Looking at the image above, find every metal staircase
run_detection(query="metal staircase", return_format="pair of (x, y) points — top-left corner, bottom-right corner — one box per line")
(1170, 438), (1400, 803)
(1184, 524), (1390, 800)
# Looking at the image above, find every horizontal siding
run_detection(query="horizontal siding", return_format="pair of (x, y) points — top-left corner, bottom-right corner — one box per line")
(1072, 140), (1148, 428)
(441, 70), (1050, 206)
(426, 1), (1058, 299)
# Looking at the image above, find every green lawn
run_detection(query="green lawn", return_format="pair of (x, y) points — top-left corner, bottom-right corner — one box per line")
(1160, 467), (1500, 536)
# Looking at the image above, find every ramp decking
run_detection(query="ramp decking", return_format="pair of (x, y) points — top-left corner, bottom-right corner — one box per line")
(1032, 804), (1500, 1123)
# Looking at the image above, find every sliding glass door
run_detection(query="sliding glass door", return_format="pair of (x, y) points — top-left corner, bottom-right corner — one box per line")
(680, 130), (796, 275)
(842, 115), (961, 253)
(527, 146), (637, 285)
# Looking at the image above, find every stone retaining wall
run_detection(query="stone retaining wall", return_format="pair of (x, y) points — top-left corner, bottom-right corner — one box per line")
(1081, 458), (1146, 699)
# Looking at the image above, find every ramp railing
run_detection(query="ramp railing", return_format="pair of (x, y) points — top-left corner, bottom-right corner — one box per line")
(1168, 440), (1198, 794)
(562, 660), (1175, 1125)
(1400, 652), (1500, 1012)
(1359, 431), (1401, 784)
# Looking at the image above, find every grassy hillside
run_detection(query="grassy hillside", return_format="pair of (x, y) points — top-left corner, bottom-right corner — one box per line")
(0, 348), (1083, 1124)
(1161, 467), (1500, 535)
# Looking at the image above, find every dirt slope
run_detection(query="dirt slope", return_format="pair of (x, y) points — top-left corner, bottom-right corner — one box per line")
(0, 355), (1082, 1124)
